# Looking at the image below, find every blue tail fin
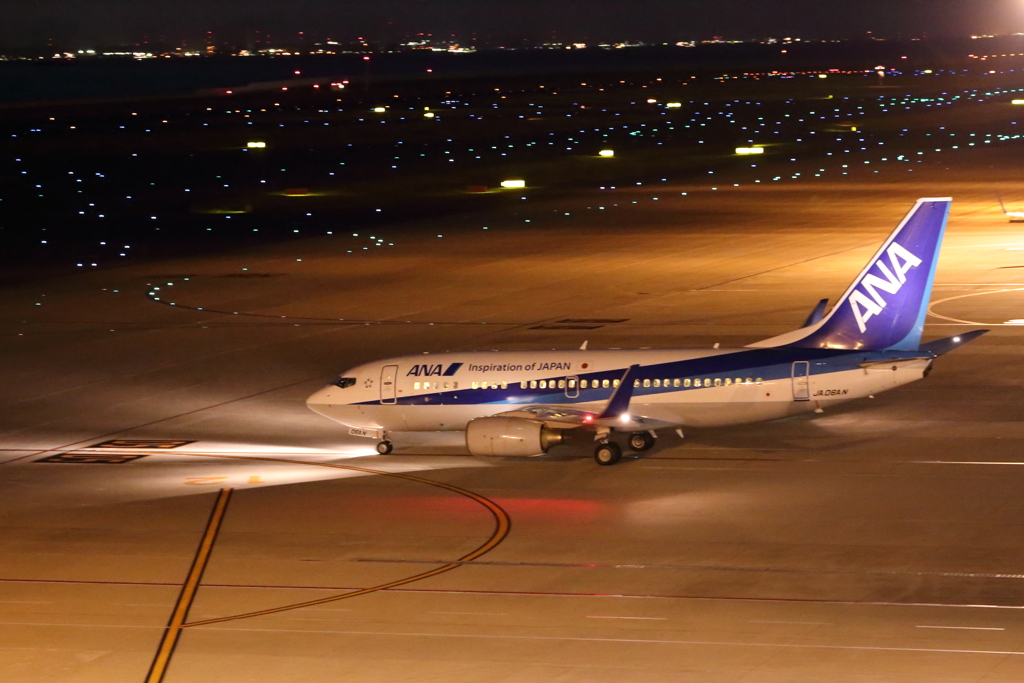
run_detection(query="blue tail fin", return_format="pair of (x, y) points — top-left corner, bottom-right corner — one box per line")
(750, 198), (951, 351)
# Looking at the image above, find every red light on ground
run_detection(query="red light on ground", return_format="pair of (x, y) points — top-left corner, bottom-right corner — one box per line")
(363, 56), (370, 61)
(583, 414), (594, 423)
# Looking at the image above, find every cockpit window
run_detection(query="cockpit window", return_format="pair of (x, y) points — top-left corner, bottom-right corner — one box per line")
(333, 377), (356, 388)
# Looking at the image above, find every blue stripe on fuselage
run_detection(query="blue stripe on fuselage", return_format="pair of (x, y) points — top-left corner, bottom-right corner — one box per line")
(355, 347), (927, 407)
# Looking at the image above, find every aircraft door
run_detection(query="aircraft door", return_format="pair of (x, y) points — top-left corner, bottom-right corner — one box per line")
(565, 376), (579, 399)
(791, 361), (810, 401)
(380, 365), (398, 404)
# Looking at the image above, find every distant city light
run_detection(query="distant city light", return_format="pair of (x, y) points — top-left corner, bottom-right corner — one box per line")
(500, 180), (526, 188)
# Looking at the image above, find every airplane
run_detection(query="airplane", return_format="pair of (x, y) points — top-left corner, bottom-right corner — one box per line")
(307, 198), (986, 465)
(996, 195), (1024, 222)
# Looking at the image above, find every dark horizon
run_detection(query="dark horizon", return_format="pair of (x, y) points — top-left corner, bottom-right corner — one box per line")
(3, 0), (1024, 50)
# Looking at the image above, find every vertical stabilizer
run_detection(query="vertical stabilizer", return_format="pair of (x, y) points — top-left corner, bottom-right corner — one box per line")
(749, 198), (951, 351)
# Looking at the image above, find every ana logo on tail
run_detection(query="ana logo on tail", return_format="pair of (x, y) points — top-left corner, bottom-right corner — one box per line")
(848, 241), (922, 333)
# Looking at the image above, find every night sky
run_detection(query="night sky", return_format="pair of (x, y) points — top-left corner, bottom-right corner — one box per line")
(2, 0), (1023, 48)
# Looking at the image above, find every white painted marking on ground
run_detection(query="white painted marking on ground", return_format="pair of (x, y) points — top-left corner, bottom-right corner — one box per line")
(0, 601), (52, 604)
(430, 611), (506, 616)
(587, 616), (668, 620)
(916, 625), (1005, 631)
(749, 620), (831, 625)
(195, 627), (1024, 655)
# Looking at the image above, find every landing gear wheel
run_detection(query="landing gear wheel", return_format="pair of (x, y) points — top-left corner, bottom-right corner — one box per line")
(376, 440), (393, 455)
(628, 432), (655, 452)
(594, 442), (622, 466)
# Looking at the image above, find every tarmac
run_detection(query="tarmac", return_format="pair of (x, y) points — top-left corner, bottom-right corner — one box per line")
(1, 175), (1023, 682)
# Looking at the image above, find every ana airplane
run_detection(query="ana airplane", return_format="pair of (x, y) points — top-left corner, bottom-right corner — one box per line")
(307, 198), (985, 465)
(997, 194), (1024, 223)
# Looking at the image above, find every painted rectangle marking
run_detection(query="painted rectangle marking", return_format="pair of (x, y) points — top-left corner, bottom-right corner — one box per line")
(90, 439), (195, 449)
(36, 452), (152, 464)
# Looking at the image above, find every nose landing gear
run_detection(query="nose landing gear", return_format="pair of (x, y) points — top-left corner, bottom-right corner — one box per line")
(594, 441), (622, 466)
(376, 440), (393, 455)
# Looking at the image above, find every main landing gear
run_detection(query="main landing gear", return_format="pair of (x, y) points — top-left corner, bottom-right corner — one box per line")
(376, 440), (393, 455)
(594, 431), (657, 466)
(628, 431), (655, 452)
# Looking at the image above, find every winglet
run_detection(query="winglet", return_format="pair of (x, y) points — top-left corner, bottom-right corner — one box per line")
(580, 340), (588, 350)
(597, 365), (639, 419)
(802, 298), (829, 328)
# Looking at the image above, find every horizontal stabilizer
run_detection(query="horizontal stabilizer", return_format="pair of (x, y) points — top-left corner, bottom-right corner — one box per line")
(920, 329), (989, 357)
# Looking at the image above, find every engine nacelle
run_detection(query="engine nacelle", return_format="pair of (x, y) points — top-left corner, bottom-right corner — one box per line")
(465, 416), (564, 457)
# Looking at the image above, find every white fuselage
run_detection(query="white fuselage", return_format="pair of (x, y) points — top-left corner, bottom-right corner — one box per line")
(306, 348), (930, 435)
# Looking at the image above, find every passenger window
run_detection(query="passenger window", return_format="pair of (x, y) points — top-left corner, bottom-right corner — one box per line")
(756, 377), (763, 385)
(633, 379), (640, 387)
(714, 378), (722, 387)
(414, 382), (421, 390)
(694, 379), (702, 387)
(684, 379), (691, 387)
(520, 381), (527, 389)
(501, 381), (508, 389)
(724, 378), (732, 386)
(540, 380), (548, 389)
(581, 380), (588, 389)
(443, 382), (449, 390)
(613, 379), (620, 388)
(745, 378), (752, 385)
(602, 379), (610, 389)
(558, 379), (565, 389)
(653, 379), (661, 388)
(453, 382), (458, 389)
(530, 380), (537, 389)
(472, 381), (478, 389)
(643, 379), (651, 388)
(673, 379), (680, 387)
(569, 379), (576, 388)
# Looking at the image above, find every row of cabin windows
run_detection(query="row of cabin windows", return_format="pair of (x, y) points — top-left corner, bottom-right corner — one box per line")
(412, 377), (765, 392)
(637, 377), (763, 388)
(521, 378), (619, 390)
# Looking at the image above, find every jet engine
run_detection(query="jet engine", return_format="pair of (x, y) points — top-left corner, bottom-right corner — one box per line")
(465, 417), (564, 457)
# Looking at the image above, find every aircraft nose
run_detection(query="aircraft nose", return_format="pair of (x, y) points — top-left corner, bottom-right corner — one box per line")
(306, 385), (333, 410)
